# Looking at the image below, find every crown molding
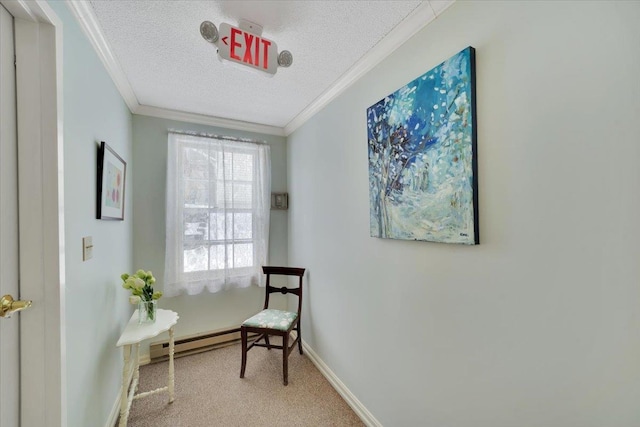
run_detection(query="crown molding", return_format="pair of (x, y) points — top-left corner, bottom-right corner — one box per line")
(2, 1), (37, 21)
(65, 1), (286, 136)
(429, 0), (456, 16)
(66, 1), (139, 110)
(65, 0), (453, 138)
(134, 105), (286, 137)
(283, 0), (455, 136)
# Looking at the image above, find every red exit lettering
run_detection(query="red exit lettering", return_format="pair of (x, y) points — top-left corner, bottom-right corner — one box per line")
(229, 27), (271, 70)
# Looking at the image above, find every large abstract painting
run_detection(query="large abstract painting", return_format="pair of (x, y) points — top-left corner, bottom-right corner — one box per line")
(367, 46), (478, 244)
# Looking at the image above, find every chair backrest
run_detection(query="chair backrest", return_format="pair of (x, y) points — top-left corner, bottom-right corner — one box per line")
(262, 266), (305, 316)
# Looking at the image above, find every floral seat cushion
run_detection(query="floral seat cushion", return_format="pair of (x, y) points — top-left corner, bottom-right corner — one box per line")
(242, 309), (297, 332)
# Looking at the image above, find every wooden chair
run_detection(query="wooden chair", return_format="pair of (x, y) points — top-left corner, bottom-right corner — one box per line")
(240, 266), (305, 385)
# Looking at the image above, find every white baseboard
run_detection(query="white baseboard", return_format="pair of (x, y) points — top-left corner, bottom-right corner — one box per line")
(105, 392), (120, 427)
(301, 340), (383, 427)
(106, 339), (381, 426)
(105, 352), (151, 427)
(138, 353), (151, 366)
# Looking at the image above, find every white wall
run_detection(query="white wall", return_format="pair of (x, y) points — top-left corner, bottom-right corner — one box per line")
(288, 2), (640, 426)
(48, 2), (134, 426)
(132, 115), (288, 356)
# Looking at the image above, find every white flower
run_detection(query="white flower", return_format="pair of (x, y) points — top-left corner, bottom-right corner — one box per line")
(125, 277), (145, 290)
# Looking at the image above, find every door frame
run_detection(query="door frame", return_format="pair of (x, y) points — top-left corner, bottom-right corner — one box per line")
(0, 1), (65, 426)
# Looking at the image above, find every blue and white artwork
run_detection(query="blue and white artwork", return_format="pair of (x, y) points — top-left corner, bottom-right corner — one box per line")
(367, 47), (478, 244)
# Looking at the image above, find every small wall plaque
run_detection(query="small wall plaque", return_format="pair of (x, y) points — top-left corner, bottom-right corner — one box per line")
(271, 192), (288, 210)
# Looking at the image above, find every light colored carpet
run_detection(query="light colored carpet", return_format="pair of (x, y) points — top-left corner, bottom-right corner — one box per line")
(125, 342), (365, 426)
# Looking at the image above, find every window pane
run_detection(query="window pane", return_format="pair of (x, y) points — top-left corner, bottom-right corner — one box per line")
(222, 152), (253, 180)
(184, 179), (208, 207)
(225, 183), (233, 207)
(226, 213), (233, 240)
(224, 244), (234, 269)
(184, 210), (208, 241)
(234, 213), (252, 239)
(183, 147), (209, 179)
(214, 181), (226, 208)
(209, 244), (226, 270)
(233, 153), (253, 181)
(214, 182), (253, 208)
(208, 212), (225, 240)
(234, 243), (253, 268)
(184, 246), (208, 272)
(222, 151), (232, 180)
(233, 183), (252, 209)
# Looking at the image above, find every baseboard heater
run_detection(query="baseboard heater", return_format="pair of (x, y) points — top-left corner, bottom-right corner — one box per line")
(149, 326), (258, 363)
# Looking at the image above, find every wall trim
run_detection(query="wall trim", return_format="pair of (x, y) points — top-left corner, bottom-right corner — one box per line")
(283, 0), (454, 135)
(64, 0), (454, 137)
(138, 353), (151, 366)
(104, 352), (151, 427)
(302, 340), (383, 427)
(66, 0), (139, 110)
(134, 105), (285, 137)
(104, 393), (120, 427)
(64, 0), (285, 136)
(106, 342), (377, 426)
(7, 1), (67, 425)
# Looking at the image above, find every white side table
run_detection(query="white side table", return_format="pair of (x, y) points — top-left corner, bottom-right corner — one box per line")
(116, 309), (179, 427)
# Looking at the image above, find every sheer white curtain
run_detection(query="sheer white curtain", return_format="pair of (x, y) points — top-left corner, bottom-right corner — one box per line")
(164, 132), (270, 297)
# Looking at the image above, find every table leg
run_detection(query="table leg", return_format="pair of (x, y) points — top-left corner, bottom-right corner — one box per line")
(134, 343), (141, 394)
(119, 344), (131, 427)
(168, 326), (175, 402)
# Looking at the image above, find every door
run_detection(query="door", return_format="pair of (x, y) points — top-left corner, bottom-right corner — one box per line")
(0, 2), (63, 425)
(0, 4), (19, 427)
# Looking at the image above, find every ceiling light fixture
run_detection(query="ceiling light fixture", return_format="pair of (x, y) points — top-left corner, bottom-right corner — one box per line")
(277, 50), (293, 68)
(200, 21), (219, 44)
(199, 19), (293, 75)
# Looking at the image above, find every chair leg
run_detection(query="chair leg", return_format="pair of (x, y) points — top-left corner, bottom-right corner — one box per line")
(297, 320), (303, 355)
(265, 335), (271, 350)
(240, 328), (247, 379)
(283, 333), (289, 386)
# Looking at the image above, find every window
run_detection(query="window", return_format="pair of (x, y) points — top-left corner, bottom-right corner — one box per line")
(164, 132), (270, 296)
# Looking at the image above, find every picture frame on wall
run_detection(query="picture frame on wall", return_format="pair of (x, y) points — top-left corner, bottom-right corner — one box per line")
(97, 141), (126, 220)
(271, 192), (288, 210)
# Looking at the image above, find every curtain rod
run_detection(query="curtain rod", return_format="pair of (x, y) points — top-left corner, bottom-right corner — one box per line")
(168, 129), (268, 145)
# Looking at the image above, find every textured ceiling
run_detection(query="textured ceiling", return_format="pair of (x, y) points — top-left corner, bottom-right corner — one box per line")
(88, 0), (426, 129)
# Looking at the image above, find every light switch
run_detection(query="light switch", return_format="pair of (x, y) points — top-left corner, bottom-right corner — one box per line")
(82, 236), (93, 261)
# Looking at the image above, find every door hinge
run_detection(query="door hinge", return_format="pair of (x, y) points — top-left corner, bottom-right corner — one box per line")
(14, 55), (16, 68)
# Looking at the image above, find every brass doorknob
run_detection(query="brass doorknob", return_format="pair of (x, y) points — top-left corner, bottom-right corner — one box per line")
(0, 294), (32, 318)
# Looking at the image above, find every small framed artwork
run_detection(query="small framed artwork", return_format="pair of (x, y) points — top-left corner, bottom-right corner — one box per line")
(97, 141), (126, 220)
(271, 192), (288, 210)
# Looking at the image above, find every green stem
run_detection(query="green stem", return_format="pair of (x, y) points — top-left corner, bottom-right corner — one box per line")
(143, 299), (155, 321)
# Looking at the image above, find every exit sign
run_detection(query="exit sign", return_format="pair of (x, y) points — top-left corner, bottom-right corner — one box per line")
(217, 22), (279, 75)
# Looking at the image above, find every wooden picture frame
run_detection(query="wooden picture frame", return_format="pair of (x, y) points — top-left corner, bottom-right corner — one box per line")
(97, 141), (126, 220)
(271, 192), (288, 210)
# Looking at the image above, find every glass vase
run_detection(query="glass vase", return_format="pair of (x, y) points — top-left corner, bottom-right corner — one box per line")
(138, 299), (157, 324)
